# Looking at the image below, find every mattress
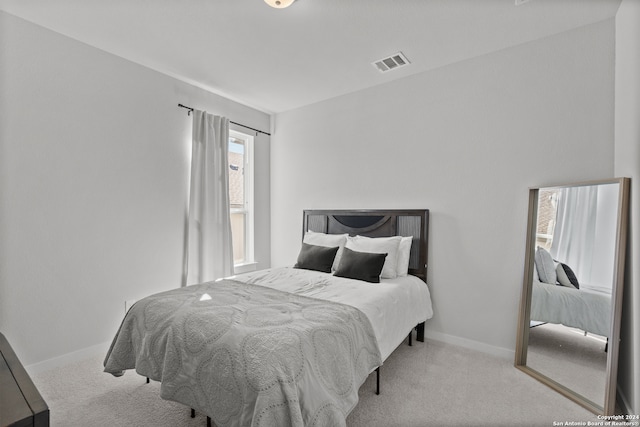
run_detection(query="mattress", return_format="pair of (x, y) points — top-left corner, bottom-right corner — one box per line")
(235, 266), (434, 361)
(531, 280), (611, 338)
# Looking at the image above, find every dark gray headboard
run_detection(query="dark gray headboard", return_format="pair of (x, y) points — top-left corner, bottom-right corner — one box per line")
(302, 209), (429, 282)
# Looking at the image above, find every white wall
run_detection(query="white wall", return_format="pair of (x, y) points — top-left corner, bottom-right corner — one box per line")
(270, 20), (615, 355)
(0, 12), (270, 367)
(614, 0), (640, 414)
(590, 183), (620, 291)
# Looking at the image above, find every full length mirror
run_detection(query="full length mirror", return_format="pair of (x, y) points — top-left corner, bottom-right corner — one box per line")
(515, 178), (630, 415)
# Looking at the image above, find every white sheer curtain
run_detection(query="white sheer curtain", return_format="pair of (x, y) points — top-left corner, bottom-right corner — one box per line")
(550, 186), (598, 284)
(184, 110), (234, 286)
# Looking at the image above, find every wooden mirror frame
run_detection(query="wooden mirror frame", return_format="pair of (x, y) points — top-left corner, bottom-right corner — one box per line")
(514, 177), (630, 415)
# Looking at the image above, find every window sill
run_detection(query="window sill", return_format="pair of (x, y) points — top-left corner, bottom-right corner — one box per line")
(234, 262), (258, 275)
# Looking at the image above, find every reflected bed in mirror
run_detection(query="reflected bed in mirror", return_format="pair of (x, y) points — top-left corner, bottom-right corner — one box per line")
(515, 178), (630, 415)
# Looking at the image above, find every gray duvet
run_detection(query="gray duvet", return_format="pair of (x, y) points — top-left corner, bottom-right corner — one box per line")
(103, 280), (381, 427)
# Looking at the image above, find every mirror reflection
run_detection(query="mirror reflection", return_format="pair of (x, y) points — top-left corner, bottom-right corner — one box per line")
(515, 178), (629, 416)
(528, 183), (618, 406)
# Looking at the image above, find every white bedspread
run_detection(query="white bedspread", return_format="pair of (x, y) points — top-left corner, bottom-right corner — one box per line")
(235, 267), (433, 361)
(531, 280), (611, 337)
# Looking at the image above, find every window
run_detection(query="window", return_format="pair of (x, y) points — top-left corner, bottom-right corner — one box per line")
(536, 188), (560, 251)
(228, 130), (254, 271)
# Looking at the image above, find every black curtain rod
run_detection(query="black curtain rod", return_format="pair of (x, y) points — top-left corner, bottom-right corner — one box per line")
(178, 103), (271, 136)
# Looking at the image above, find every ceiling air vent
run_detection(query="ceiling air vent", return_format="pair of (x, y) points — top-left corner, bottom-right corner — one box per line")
(372, 52), (410, 73)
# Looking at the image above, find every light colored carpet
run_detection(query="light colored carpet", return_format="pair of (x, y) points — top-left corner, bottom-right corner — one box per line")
(32, 338), (601, 427)
(527, 323), (607, 406)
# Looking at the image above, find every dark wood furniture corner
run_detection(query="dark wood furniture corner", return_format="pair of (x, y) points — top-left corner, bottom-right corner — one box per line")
(0, 333), (49, 427)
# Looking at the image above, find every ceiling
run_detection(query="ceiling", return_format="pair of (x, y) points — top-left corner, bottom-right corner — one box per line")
(0, 0), (621, 114)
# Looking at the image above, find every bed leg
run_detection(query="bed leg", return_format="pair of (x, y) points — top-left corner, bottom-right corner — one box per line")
(207, 416), (212, 427)
(191, 408), (195, 418)
(408, 331), (412, 346)
(416, 322), (425, 342)
(376, 367), (380, 395)
(146, 377), (150, 384)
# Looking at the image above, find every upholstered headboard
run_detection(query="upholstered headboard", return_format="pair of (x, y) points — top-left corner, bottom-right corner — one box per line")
(302, 209), (429, 282)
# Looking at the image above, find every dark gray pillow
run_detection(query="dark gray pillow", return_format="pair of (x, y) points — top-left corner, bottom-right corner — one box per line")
(556, 263), (580, 289)
(334, 247), (387, 283)
(294, 243), (339, 273)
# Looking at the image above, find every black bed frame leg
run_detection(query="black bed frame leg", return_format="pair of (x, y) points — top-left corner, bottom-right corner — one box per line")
(416, 322), (425, 342)
(376, 367), (380, 395)
(408, 331), (413, 346)
(191, 408), (195, 418)
(207, 416), (212, 427)
(146, 377), (150, 384)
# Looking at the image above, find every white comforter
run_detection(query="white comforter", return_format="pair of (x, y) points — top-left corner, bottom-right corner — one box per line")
(531, 280), (611, 337)
(235, 267), (433, 361)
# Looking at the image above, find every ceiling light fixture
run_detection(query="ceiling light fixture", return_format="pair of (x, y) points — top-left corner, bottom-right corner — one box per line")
(264, 0), (295, 8)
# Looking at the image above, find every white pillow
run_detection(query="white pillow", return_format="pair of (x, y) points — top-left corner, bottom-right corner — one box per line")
(396, 236), (413, 277)
(534, 247), (557, 284)
(303, 231), (348, 271)
(345, 235), (402, 279)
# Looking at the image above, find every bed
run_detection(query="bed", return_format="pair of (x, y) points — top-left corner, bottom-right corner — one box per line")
(530, 246), (612, 338)
(530, 280), (611, 338)
(104, 209), (432, 427)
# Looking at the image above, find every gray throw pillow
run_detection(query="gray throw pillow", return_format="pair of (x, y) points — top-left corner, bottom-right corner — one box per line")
(334, 247), (387, 283)
(556, 263), (579, 289)
(294, 243), (339, 273)
(535, 247), (557, 284)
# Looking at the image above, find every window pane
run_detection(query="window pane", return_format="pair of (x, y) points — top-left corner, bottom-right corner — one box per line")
(231, 212), (245, 264)
(228, 131), (253, 268)
(536, 189), (560, 251)
(229, 137), (244, 209)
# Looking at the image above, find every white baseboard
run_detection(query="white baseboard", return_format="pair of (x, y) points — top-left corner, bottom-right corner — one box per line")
(25, 341), (111, 376)
(424, 330), (515, 360)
